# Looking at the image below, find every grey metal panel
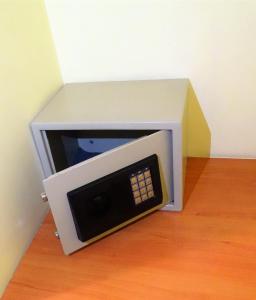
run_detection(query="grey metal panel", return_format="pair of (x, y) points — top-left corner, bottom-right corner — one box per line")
(32, 79), (188, 126)
(30, 124), (54, 178)
(43, 130), (173, 254)
(41, 131), (56, 174)
(162, 124), (183, 211)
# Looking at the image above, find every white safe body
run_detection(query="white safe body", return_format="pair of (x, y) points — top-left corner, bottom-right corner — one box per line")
(31, 79), (189, 254)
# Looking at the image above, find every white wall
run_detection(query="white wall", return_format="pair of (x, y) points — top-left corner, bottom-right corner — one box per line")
(45, 0), (256, 157)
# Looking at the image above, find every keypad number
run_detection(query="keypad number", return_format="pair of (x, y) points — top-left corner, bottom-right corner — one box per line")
(130, 168), (155, 205)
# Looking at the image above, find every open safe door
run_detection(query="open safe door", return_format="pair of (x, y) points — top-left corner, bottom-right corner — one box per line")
(43, 130), (172, 254)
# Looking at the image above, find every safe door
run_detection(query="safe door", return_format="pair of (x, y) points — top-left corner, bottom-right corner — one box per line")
(43, 130), (172, 255)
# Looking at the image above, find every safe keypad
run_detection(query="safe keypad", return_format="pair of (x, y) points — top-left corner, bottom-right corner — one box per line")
(130, 168), (155, 205)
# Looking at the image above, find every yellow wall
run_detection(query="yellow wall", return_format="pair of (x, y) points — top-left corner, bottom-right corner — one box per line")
(187, 83), (211, 158)
(0, 0), (62, 296)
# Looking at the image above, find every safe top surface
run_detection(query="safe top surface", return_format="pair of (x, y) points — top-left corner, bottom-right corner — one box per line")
(32, 79), (188, 128)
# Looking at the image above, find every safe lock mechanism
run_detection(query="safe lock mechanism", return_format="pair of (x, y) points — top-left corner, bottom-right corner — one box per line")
(130, 168), (155, 205)
(66, 154), (163, 243)
(40, 192), (48, 202)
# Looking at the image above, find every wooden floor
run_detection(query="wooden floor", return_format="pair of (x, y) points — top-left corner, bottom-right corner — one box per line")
(3, 158), (256, 300)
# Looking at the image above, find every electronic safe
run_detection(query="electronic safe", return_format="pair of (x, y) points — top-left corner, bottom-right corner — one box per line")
(31, 79), (210, 254)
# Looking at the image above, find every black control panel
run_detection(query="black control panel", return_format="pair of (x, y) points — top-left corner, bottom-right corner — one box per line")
(67, 154), (163, 242)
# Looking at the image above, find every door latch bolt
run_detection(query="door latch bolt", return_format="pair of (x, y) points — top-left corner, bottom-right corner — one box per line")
(40, 192), (48, 202)
(54, 231), (60, 239)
